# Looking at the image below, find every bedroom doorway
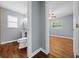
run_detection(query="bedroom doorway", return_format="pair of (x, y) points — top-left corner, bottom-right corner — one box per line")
(45, 1), (74, 58)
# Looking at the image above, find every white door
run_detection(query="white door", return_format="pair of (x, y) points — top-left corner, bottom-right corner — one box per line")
(73, 1), (79, 57)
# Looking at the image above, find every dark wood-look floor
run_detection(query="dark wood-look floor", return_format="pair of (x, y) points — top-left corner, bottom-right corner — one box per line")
(0, 36), (74, 58)
(0, 42), (27, 58)
(33, 51), (48, 58)
(33, 36), (74, 58)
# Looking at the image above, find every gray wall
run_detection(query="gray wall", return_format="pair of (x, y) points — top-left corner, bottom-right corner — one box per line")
(0, 8), (1, 43)
(32, 1), (42, 52)
(49, 15), (73, 38)
(40, 2), (46, 50)
(32, 1), (46, 53)
(0, 7), (25, 43)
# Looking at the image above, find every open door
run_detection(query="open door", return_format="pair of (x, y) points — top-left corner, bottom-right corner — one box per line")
(73, 1), (79, 57)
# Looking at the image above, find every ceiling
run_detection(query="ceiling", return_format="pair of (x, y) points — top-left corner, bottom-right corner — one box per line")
(46, 1), (73, 19)
(0, 1), (28, 15)
(0, 1), (73, 18)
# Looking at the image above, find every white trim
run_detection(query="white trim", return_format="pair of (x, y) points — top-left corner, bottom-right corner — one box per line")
(45, 2), (49, 55)
(40, 48), (48, 54)
(73, 1), (78, 58)
(30, 48), (48, 57)
(27, 1), (32, 58)
(0, 40), (17, 44)
(50, 35), (73, 39)
(30, 48), (41, 57)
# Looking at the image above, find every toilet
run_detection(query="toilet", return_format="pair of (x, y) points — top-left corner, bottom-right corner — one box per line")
(17, 30), (27, 49)
(17, 37), (27, 49)
(17, 18), (28, 49)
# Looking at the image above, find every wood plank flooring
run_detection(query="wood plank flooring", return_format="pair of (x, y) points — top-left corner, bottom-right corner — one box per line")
(33, 36), (74, 58)
(33, 51), (48, 58)
(0, 42), (27, 58)
(0, 36), (74, 58)
(49, 36), (74, 58)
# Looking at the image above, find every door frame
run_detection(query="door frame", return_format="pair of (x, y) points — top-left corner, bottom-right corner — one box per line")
(45, 2), (76, 57)
(27, 1), (32, 58)
(45, 2), (49, 54)
(73, 1), (79, 58)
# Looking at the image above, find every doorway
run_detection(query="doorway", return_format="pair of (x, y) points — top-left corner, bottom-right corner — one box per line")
(46, 1), (74, 58)
(0, 1), (28, 58)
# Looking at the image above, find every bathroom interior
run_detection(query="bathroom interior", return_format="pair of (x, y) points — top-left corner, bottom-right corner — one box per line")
(0, 1), (28, 58)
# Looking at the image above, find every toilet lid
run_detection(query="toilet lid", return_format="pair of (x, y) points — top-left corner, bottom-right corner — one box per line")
(18, 37), (27, 42)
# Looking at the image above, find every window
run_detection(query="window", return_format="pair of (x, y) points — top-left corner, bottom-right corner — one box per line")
(8, 15), (18, 28)
(49, 20), (63, 29)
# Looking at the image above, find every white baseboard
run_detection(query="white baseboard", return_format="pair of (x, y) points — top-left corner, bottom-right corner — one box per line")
(30, 48), (41, 57)
(40, 48), (48, 54)
(30, 48), (48, 58)
(1, 40), (48, 58)
(0, 40), (18, 44)
(50, 35), (73, 39)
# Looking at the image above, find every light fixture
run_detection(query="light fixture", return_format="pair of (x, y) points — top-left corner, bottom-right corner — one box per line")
(48, 9), (56, 20)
